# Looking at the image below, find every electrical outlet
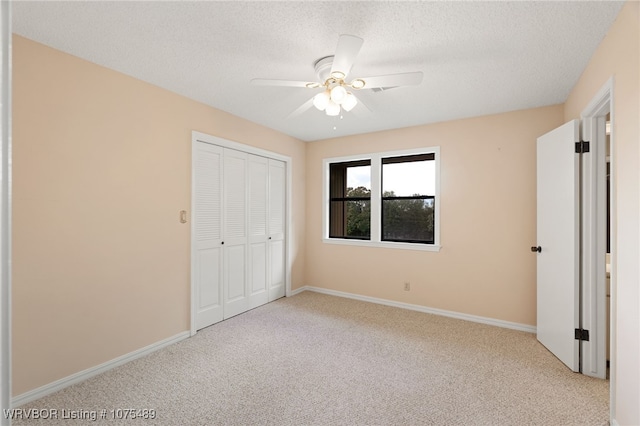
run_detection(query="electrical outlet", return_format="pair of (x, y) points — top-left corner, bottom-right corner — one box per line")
(404, 281), (410, 291)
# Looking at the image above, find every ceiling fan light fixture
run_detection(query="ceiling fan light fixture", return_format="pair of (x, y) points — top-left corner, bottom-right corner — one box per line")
(350, 79), (365, 89)
(325, 100), (340, 116)
(252, 35), (424, 121)
(330, 85), (347, 104)
(313, 91), (330, 110)
(342, 92), (357, 112)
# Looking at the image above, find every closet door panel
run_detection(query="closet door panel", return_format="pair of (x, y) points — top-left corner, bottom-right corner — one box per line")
(224, 244), (248, 319)
(198, 249), (222, 307)
(250, 243), (267, 292)
(269, 160), (285, 240)
(268, 159), (286, 301)
(193, 142), (223, 330)
(269, 239), (285, 300)
(195, 247), (223, 330)
(223, 148), (249, 319)
(249, 156), (268, 238)
(223, 149), (247, 240)
(248, 155), (269, 308)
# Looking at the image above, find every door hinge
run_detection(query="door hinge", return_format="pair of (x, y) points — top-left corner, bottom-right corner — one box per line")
(575, 140), (590, 154)
(575, 328), (590, 341)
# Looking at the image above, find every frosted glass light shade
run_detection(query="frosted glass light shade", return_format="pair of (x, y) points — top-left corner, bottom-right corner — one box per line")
(341, 92), (357, 111)
(325, 100), (340, 116)
(313, 91), (330, 110)
(330, 85), (347, 104)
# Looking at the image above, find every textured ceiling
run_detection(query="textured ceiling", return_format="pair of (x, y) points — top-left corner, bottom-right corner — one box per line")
(12, 1), (624, 142)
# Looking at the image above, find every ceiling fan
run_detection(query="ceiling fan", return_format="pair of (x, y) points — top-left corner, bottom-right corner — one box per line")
(251, 34), (423, 118)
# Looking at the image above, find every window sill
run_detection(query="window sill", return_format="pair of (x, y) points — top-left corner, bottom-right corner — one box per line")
(323, 238), (441, 252)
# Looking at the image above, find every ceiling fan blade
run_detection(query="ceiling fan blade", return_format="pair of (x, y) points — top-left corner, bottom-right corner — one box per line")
(356, 72), (424, 90)
(351, 94), (372, 117)
(286, 97), (315, 119)
(330, 34), (364, 79)
(251, 78), (318, 88)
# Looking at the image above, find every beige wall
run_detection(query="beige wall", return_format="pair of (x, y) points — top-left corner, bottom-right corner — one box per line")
(11, 35), (306, 396)
(564, 2), (639, 424)
(305, 105), (564, 326)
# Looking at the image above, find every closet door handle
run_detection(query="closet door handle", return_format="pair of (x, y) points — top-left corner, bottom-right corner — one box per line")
(531, 246), (541, 253)
(221, 241), (224, 245)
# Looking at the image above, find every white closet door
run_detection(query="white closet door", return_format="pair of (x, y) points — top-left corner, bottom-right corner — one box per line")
(192, 134), (288, 332)
(268, 159), (286, 301)
(193, 142), (224, 330)
(223, 148), (249, 319)
(247, 154), (269, 309)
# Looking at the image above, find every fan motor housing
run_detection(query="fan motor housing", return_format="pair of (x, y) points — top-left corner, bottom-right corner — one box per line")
(314, 56), (335, 83)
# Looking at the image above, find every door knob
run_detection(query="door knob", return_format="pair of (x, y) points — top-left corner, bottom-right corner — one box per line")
(531, 246), (541, 253)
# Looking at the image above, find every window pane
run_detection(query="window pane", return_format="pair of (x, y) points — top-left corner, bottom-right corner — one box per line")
(382, 160), (434, 196)
(382, 198), (434, 243)
(347, 165), (371, 194)
(329, 160), (371, 239)
(329, 200), (371, 239)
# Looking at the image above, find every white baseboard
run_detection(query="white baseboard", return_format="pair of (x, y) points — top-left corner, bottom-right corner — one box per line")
(288, 286), (307, 297)
(12, 331), (190, 407)
(298, 286), (536, 333)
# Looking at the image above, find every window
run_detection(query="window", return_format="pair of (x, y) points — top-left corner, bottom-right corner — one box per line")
(323, 147), (440, 251)
(382, 154), (435, 244)
(329, 160), (371, 239)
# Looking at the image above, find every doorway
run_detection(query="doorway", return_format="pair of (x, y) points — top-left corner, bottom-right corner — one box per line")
(535, 77), (613, 413)
(536, 81), (613, 377)
(580, 78), (614, 416)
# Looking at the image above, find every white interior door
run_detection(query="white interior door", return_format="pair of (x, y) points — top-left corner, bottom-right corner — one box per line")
(223, 148), (249, 319)
(268, 159), (286, 301)
(536, 119), (580, 372)
(192, 142), (224, 330)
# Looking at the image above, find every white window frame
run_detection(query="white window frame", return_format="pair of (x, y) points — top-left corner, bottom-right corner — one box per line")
(322, 146), (441, 252)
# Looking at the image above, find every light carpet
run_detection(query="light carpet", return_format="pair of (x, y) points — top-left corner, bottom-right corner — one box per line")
(14, 291), (609, 425)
